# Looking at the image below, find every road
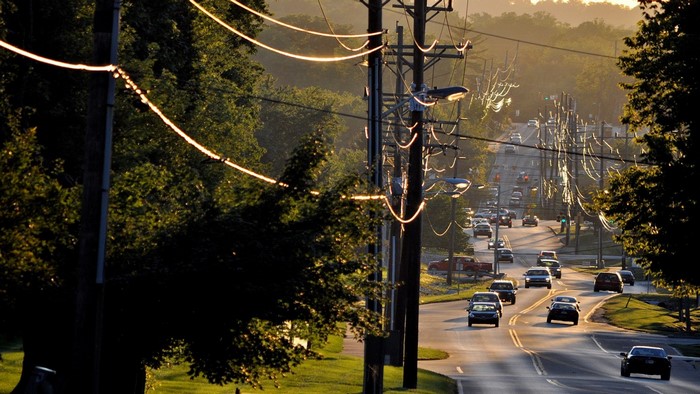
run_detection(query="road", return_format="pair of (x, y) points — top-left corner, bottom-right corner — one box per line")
(338, 123), (700, 392)
(416, 223), (700, 394)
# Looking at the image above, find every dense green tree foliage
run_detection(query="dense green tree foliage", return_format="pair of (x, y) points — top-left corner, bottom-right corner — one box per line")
(595, 0), (699, 287)
(1, 0), (385, 391)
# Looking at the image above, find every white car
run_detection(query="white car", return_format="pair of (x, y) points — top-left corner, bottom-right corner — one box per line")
(527, 119), (539, 127)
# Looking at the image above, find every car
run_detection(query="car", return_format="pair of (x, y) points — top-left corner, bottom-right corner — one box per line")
(522, 215), (539, 226)
(504, 145), (517, 154)
(467, 302), (500, 327)
(620, 346), (672, 380)
(523, 267), (552, 288)
(510, 135), (522, 144)
(546, 301), (579, 325)
(617, 269), (635, 286)
(488, 279), (517, 304)
(508, 197), (521, 207)
(537, 258), (561, 279)
(487, 238), (505, 249)
(527, 119), (539, 127)
(427, 255), (479, 272)
(473, 223), (493, 238)
(551, 295), (580, 311)
(516, 171), (529, 183)
(467, 292), (504, 317)
(498, 215), (513, 228)
(497, 248), (514, 264)
(594, 271), (624, 293)
(471, 217), (489, 227)
(537, 250), (558, 263)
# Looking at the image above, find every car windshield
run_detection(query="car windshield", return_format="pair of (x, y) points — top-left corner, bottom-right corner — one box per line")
(472, 304), (496, 312)
(555, 296), (576, 303)
(528, 270), (548, 276)
(491, 283), (512, 290)
(473, 294), (496, 302)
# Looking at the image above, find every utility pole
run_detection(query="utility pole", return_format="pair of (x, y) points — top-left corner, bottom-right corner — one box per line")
(401, 0), (425, 388)
(388, 24), (406, 368)
(597, 120), (605, 269)
(364, 0), (384, 392)
(446, 101), (462, 286)
(70, 0), (121, 392)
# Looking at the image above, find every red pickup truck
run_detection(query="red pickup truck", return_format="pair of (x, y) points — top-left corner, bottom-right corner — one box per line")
(427, 256), (493, 273)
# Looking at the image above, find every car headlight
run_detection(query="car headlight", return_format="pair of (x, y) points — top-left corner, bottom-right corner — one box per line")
(525, 277), (531, 282)
(546, 277), (551, 282)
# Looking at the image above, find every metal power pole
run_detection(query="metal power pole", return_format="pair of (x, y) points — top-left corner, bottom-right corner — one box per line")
(402, 0), (425, 388)
(70, 0), (121, 391)
(364, 0), (384, 392)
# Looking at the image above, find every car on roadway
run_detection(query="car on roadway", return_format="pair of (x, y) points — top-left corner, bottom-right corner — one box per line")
(487, 238), (505, 249)
(488, 279), (517, 304)
(516, 171), (529, 183)
(594, 271), (624, 293)
(504, 144), (517, 154)
(547, 301), (579, 325)
(620, 346), (672, 380)
(510, 134), (522, 144)
(497, 248), (514, 264)
(522, 215), (539, 226)
(508, 197), (521, 207)
(523, 267), (553, 289)
(498, 214), (513, 228)
(537, 250), (558, 263)
(466, 292), (503, 317)
(537, 258), (561, 279)
(471, 217), (489, 227)
(467, 302), (500, 327)
(551, 295), (580, 311)
(527, 119), (539, 128)
(617, 269), (635, 286)
(473, 223), (493, 238)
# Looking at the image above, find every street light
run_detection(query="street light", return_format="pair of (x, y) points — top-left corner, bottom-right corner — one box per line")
(426, 86), (469, 102)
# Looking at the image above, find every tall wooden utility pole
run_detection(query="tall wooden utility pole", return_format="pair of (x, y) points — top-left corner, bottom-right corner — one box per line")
(364, 0), (384, 392)
(70, 1), (121, 392)
(401, 0), (425, 388)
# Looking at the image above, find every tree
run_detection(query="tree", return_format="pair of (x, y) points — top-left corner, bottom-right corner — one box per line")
(100, 132), (385, 391)
(0, 125), (80, 390)
(595, 0), (700, 288)
(2, 1), (385, 392)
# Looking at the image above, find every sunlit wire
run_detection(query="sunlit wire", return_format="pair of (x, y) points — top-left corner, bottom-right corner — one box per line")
(190, 0), (384, 62)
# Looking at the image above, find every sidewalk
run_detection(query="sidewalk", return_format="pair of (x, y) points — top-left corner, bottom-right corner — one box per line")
(342, 325), (365, 357)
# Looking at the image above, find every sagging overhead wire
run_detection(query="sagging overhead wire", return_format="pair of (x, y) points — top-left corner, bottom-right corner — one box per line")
(228, 0), (382, 39)
(0, 39), (438, 225)
(190, 0), (384, 62)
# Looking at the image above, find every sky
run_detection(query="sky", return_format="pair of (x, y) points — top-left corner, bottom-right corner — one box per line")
(544, 0), (639, 8)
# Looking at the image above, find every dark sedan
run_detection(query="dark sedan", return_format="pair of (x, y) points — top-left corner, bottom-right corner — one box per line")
(617, 269), (635, 286)
(467, 302), (500, 327)
(546, 302), (579, 325)
(497, 248), (514, 263)
(521, 215), (539, 226)
(620, 346), (672, 380)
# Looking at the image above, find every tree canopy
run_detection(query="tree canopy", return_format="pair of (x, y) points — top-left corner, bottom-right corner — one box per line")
(0, 0), (385, 392)
(596, 0), (700, 288)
